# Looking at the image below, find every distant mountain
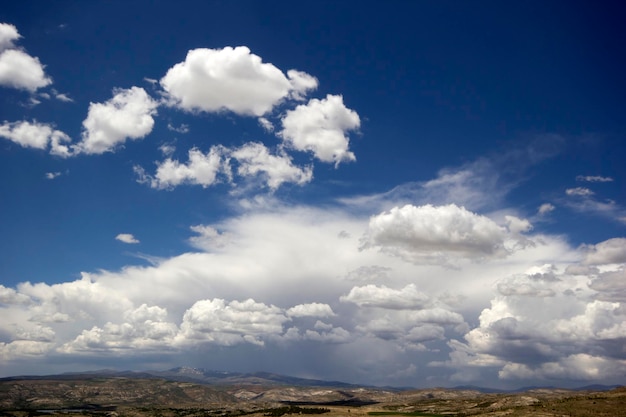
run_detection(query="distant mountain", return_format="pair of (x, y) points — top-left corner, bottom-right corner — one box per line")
(0, 368), (365, 389)
(451, 384), (506, 393)
(144, 367), (366, 388)
(1, 368), (622, 393)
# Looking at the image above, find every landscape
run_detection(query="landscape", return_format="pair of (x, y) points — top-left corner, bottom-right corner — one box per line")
(1, 368), (625, 417)
(1, 1), (625, 410)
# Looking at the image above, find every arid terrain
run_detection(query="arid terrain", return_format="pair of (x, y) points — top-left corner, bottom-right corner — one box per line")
(1, 370), (624, 417)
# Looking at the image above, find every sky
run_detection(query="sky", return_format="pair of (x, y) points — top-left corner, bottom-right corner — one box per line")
(1, 1), (625, 389)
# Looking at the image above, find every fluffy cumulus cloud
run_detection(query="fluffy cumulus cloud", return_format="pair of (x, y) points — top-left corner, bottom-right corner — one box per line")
(581, 238), (626, 265)
(136, 146), (225, 190)
(0, 120), (72, 157)
(340, 284), (430, 309)
(0, 23), (20, 50)
(0, 23), (52, 91)
(230, 142), (313, 190)
(160, 46), (317, 116)
(136, 142), (313, 191)
(61, 304), (178, 354)
(360, 204), (530, 265)
(435, 240), (626, 383)
(0, 50), (52, 91)
(286, 303), (335, 318)
(280, 94), (360, 166)
(177, 298), (289, 346)
(341, 283), (465, 351)
(78, 87), (158, 154)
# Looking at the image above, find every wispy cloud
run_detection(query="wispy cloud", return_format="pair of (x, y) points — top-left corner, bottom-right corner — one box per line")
(45, 172), (62, 180)
(537, 203), (555, 216)
(166, 123), (189, 134)
(566, 187), (594, 197)
(576, 175), (613, 183)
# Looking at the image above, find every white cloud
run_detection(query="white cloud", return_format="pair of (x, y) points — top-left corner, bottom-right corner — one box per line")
(562, 190), (626, 224)
(177, 298), (289, 346)
(0, 284), (31, 305)
(303, 326), (351, 343)
(439, 247), (626, 383)
(576, 175), (613, 183)
(340, 284), (430, 309)
(496, 271), (557, 297)
(286, 69), (318, 100)
(258, 117), (274, 132)
(45, 172), (61, 180)
(537, 203), (555, 215)
(160, 46), (316, 116)
(0, 30), (52, 91)
(0, 23), (20, 51)
(566, 187), (594, 197)
(589, 267), (626, 302)
(1, 188), (623, 386)
(54, 92), (73, 102)
(136, 146), (225, 189)
(504, 215), (532, 234)
(1, 340), (53, 360)
(166, 123), (188, 133)
(230, 142), (313, 190)
(78, 87), (158, 154)
(188, 225), (233, 252)
(137, 142), (313, 191)
(279, 94), (360, 166)
(499, 354), (626, 381)
(360, 204), (526, 265)
(0, 120), (72, 157)
(115, 233), (140, 244)
(159, 143), (175, 156)
(61, 303), (178, 353)
(287, 303), (335, 318)
(581, 238), (626, 265)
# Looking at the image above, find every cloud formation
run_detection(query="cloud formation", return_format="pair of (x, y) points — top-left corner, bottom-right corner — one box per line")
(0, 49), (52, 92)
(340, 284), (430, 309)
(1, 192), (624, 386)
(566, 187), (594, 197)
(136, 142), (313, 191)
(434, 242), (626, 383)
(160, 46), (317, 116)
(0, 120), (72, 157)
(79, 87), (158, 154)
(576, 175), (613, 183)
(0, 23), (20, 51)
(116, 233), (140, 244)
(280, 94), (360, 166)
(136, 147), (225, 190)
(230, 142), (313, 190)
(0, 23), (51, 92)
(360, 204), (530, 265)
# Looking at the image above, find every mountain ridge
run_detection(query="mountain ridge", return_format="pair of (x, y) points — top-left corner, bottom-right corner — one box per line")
(0, 367), (621, 393)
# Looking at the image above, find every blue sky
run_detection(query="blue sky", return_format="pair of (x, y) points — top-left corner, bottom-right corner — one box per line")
(1, 1), (625, 388)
